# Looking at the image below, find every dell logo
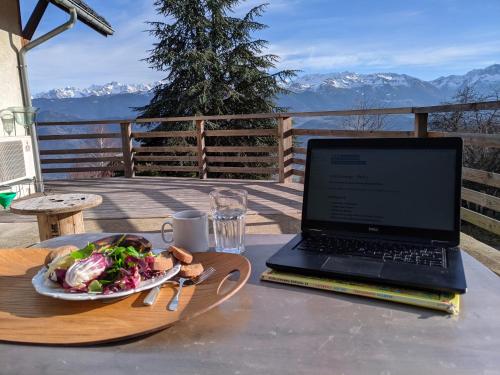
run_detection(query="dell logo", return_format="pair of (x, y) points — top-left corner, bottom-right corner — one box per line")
(368, 226), (379, 232)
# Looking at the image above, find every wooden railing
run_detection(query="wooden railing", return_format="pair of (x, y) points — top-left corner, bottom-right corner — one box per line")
(37, 100), (500, 235)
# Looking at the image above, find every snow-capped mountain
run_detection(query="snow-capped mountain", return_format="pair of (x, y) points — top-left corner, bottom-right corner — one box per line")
(34, 64), (500, 100)
(286, 72), (433, 92)
(32, 64), (500, 124)
(33, 81), (156, 99)
(431, 64), (500, 94)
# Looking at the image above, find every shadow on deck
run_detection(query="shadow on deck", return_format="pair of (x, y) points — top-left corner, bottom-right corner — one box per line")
(0, 177), (304, 234)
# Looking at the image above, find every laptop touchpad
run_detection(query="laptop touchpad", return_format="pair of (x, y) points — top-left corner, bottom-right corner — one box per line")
(322, 257), (384, 277)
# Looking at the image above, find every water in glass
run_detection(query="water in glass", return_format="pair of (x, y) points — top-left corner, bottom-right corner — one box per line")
(210, 189), (247, 254)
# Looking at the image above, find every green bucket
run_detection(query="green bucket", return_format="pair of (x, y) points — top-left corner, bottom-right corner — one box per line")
(0, 192), (17, 209)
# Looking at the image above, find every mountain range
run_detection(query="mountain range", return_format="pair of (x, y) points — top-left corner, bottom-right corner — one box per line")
(33, 64), (500, 128)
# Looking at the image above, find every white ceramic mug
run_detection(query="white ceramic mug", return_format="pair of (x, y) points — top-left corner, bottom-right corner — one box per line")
(161, 210), (209, 252)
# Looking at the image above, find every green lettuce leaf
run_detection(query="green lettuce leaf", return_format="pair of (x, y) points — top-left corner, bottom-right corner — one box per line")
(70, 243), (95, 260)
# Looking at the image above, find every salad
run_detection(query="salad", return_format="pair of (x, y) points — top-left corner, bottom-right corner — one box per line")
(44, 236), (169, 294)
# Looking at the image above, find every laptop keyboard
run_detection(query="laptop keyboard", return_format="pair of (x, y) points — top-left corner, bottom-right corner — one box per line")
(295, 236), (447, 268)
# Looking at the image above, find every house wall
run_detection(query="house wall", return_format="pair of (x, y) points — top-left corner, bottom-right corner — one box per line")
(0, 1), (35, 197)
(0, 0), (26, 138)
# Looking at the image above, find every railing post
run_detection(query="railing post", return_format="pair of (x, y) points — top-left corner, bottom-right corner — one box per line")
(278, 116), (293, 183)
(120, 122), (135, 178)
(196, 120), (207, 179)
(414, 112), (428, 137)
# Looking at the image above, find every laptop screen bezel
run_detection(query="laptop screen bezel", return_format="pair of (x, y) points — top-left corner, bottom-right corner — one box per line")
(301, 137), (462, 245)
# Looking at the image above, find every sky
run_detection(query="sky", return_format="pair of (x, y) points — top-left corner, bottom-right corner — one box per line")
(20, 0), (500, 94)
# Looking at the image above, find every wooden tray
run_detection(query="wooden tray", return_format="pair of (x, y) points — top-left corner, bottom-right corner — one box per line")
(0, 248), (251, 345)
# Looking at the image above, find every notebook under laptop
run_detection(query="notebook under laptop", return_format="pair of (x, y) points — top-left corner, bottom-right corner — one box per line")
(266, 137), (467, 294)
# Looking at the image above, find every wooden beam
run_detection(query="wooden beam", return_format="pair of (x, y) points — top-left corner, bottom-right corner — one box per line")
(206, 156), (277, 163)
(292, 169), (305, 177)
(131, 131), (197, 138)
(292, 129), (414, 137)
(40, 156), (123, 164)
(292, 147), (306, 155)
(38, 120), (131, 126)
(278, 117), (293, 183)
(40, 148), (122, 155)
(196, 120), (207, 179)
(414, 101), (500, 114)
(38, 133), (120, 141)
(135, 165), (198, 173)
(134, 155), (198, 162)
(463, 168), (500, 188)
(120, 122), (135, 178)
(205, 146), (277, 153)
(414, 113), (428, 137)
(462, 188), (500, 211)
(461, 208), (500, 236)
(428, 131), (500, 148)
(205, 129), (278, 137)
(22, 0), (49, 40)
(133, 146), (197, 153)
(42, 166), (124, 173)
(207, 166), (278, 174)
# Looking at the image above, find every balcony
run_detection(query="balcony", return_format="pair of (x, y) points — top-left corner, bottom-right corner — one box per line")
(0, 101), (498, 273)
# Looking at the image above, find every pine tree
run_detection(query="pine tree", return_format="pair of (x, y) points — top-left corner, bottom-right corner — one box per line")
(137, 0), (296, 178)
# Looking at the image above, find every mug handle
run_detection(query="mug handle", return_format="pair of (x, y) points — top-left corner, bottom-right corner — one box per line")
(161, 220), (174, 243)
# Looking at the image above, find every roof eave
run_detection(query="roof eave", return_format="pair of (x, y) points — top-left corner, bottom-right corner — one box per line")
(50, 0), (114, 37)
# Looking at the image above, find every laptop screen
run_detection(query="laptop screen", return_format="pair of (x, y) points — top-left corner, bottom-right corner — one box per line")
(303, 139), (461, 241)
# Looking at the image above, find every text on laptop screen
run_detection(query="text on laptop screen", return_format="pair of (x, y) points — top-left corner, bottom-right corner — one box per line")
(306, 148), (456, 231)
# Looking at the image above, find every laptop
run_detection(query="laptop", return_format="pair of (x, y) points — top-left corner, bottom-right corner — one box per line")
(266, 137), (467, 294)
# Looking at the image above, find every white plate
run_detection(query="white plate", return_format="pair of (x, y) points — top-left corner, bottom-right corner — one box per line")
(32, 263), (181, 301)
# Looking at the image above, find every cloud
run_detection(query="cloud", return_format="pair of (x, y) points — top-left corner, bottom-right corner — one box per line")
(26, 0), (500, 92)
(28, 0), (163, 92)
(269, 38), (500, 75)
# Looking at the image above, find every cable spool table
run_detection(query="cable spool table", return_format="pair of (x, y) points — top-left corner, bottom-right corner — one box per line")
(10, 193), (102, 241)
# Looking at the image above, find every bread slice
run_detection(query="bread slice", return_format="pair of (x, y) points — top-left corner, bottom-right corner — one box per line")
(152, 253), (174, 272)
(169, 245), (193, 264)
(179, 263), (204, 278)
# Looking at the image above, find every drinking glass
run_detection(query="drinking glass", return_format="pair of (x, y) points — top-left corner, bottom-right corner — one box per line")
(209, 188), (247, 254)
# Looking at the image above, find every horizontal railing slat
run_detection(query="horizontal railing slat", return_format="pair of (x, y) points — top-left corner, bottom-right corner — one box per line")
(134, 155), (198, 162)
(292, 169), (305, 177)
(463, 168), (500, 188)
(207, 166), (278, 174)
(42, 166), (124, 173)
(292, 129), (414, 137)
(205, 129), (278, 137)
(292, 147), (307, 155)
(37, 120), (130, 126)
(415, 101), (500, 114)
(205, 146), (278, 153)
(135, 165), (198, 172)
(41, 156), (123, 164)
(133, 146), (197, 153)
(206, 156), (277, 163)
(429, 131), (500, 148)
(40, 148), (122, 155)
(292, 158), (306, 165)
(132, 131), (197, 138)
(462, 188), (500, 211)
(38, 133), (120, 141)
(461, 207), (500, 236)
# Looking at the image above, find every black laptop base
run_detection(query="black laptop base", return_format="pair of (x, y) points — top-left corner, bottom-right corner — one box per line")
(266, 234), (467, 294)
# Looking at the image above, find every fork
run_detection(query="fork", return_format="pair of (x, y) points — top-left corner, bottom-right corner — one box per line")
(143, 267), (215, 307)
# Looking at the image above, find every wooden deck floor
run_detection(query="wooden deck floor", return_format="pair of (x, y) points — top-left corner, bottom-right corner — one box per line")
(0, 177), (303, 222)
